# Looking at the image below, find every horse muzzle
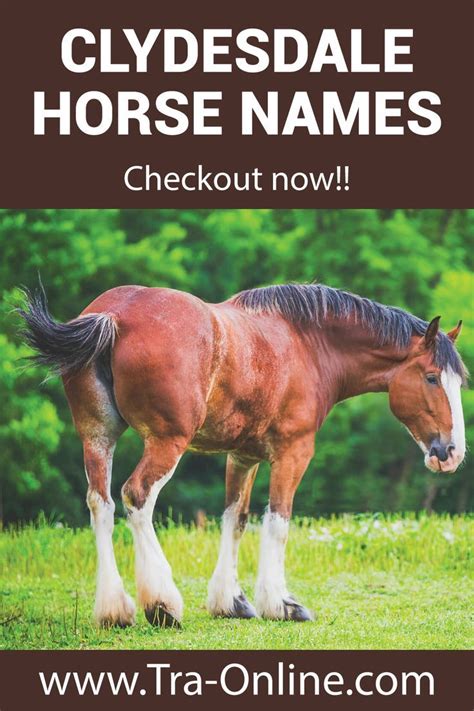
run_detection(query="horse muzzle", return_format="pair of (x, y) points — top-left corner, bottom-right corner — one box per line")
(425, 439), (463, 474)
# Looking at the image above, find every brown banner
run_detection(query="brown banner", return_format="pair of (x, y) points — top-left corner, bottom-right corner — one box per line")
(1, 650), (472, 710)
(1, 0), (473, 207)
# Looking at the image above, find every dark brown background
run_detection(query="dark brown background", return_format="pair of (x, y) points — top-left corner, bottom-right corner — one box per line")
(1, 0), (473, 207)
(1, 650), (472, 710)
(1, 5), (472, 706)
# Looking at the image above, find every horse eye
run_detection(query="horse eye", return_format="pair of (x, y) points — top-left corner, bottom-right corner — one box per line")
(426, 374), (438, 385)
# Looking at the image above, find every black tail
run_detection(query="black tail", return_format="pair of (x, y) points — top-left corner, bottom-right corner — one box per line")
(17, 285), (117, 376)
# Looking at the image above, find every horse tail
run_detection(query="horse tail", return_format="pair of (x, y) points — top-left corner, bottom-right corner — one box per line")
(17, 284), (117, 376)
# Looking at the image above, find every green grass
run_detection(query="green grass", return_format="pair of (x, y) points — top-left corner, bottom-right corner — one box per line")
(1, 514), (473, 650)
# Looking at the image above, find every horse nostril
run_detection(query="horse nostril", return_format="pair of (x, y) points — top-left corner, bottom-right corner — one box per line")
(446, 444), (456, 457)
(429, 442), (449, 461)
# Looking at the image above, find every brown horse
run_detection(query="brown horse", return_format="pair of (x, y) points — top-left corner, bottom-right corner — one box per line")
(20, 282), (467, 628)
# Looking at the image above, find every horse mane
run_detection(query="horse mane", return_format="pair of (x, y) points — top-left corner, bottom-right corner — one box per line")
(230, 283), (468, 382)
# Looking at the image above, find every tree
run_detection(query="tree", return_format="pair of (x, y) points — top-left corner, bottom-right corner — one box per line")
(0, 208), (472, 524)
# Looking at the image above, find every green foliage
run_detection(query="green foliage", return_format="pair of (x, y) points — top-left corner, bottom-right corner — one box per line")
(1, 515), (472, 650)
(0, 208), (472, 524)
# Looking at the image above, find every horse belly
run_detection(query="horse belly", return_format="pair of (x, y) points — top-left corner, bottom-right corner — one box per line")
(190, 396), (273, 459)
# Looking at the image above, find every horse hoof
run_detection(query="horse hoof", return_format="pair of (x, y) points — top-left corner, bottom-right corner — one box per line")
(145, 605), (182, 629)
(226, 593), (257, 619)
(99, 616), (135, 629)
(283, 598), (314, 622)
(95, 591), (136, 628)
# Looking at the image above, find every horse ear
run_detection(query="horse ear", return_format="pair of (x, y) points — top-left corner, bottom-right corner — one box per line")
(447, 320), (462, 342)
(422, 316), (441, 350)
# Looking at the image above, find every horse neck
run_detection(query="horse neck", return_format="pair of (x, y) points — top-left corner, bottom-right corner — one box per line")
(310, 320), (409, 404)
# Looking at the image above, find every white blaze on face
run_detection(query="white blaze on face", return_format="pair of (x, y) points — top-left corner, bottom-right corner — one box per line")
(441, 367), (466, 460)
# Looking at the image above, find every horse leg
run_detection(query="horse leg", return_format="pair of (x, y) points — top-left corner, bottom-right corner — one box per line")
(255, 437), (314, 621)
(121, 436), (185, 628)
(207, 456), (259, 618)
(65, 367), (135, 627)
(84, 440), (136, 627)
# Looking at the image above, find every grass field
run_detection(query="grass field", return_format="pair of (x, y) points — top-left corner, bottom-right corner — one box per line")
(1, 514), (473, 650)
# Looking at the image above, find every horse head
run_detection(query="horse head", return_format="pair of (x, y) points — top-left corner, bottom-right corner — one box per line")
(388, 317), (466, 473)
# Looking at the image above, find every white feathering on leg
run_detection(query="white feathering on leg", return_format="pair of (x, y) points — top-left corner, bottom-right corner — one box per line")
(88, 490), (136, 626)
(126, 462), (183, 621)
(255, 510), (290, 619)
(207, 503), (245, 615)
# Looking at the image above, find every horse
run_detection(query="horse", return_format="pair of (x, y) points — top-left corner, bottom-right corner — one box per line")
(19, 282), (467, 628)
